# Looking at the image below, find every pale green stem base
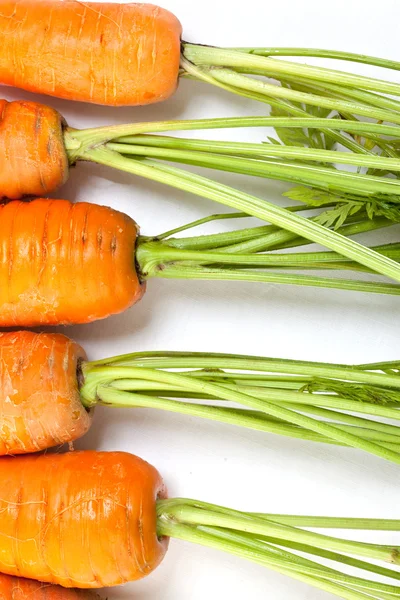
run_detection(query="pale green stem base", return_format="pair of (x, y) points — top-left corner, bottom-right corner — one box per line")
(156, 497), (400, 600)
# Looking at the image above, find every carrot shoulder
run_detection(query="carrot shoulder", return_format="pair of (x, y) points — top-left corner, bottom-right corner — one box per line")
(0, 572), (103, 599)
(0, 1), (182, 106)
(0, 451), (168, 588)
(0, 100), (68, 199)
(0, 199), (145, 326)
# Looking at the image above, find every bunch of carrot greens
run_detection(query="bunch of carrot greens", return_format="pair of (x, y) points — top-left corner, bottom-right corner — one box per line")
(0, 1), (400, 599)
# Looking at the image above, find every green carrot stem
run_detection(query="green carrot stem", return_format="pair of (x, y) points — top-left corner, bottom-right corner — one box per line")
(160, 499), (400, 563)
(198, 66), (400, 125)
(217, 216), (393, 255)
(96, 385), (400, 448)
(81, 147), (400, 282)
(183, 45), (400, 97)
(107, 373), (400, 438)
(144, 205), (317, 252)
(143, 264), (400, 296)
(81, 365), (400, 465)
(255, 69), (400, 116)
(86, 352), (400, 388)
(68, 114), (400, 153)
(95, 387), (346, 446)
(251, 514), (400, 531)
(120, 134), (400, 172)
(220, 531), (400, 597)
(237, 533), (400, 594)
(189, 527), (400, 597)
(109, 117), (400, 142)
(227, 47), (400, 71)
(158, 519), (380, 600)
(107, 142), (400, 196)
(137, 238), (400, 272)
(180, 57), (393, 156)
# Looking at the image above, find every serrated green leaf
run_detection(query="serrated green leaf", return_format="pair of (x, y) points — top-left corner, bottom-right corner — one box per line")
(283, 186), (343, 207)
(275, 127), (311, 148)
(315, 202), (363, 230)
(266, 137), (282, 146)
(304, 378), (400, 404)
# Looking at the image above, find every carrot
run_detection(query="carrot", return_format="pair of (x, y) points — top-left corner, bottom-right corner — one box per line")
(0, 331), (92, 455)
(0, 572), (102, 599)
(1, 101), (400, 293)
(4, 98), (400, 205)
(0, 100), (68, 200)
(0, 449), (398, 600)
(2, 199), (400, 328)
(2, 331), (400, 466)
(0, 1), (181, 106)
(1, 0), (400, 114)
(0, 451), (167, 588)
(0, 199), (144, 326)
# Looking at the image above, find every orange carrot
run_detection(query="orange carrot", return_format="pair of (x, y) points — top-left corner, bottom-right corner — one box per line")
(0, 199), (145, 326)
(1, 0), (399, 119)
(2, 197), (400, 329)
(0, 1), (182, 106)
(2, 331), (400, 467)
(0, 572), (102, 599)
(0, 451), (167, 588)
(0, 100), (68, 200)
(0, 450), (397, 598)
(0, 331), (92, 455)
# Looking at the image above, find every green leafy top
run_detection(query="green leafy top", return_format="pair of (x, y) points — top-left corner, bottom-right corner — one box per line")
(284, 186), (400, 229)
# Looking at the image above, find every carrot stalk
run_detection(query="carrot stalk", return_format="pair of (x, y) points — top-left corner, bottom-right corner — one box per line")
(0, 450), (399, 600)
(83, 149), (400, 284)
(3, 331), (400, 464)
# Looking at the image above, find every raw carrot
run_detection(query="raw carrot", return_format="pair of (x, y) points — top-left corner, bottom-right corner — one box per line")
(0, 449), (399, 600)
(2, 331), (400, 466)
(0, 451), (168, 588)
(1, 0), (400, 116)
(5, 99), (400, 204)
(0, 199), (144, 326)
(0, 572), (102, 599)
(2, 101), (400, 293)
(1, 199), (400, 329)
(0, 1), (182, 106)
(0, 331), (92, 454)
(0, 100), (68, 199)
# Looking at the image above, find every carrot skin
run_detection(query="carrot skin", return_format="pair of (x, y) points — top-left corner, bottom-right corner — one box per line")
(0, 1), (182, 106)
(0, 199), (145, 326)
(0, 331), (92, 455)
(0, 100), (68, 199)
(0, 572), (103, 599)
(0, 451), (168, 588)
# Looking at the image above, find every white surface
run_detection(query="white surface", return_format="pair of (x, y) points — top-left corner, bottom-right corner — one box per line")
(4, 1), (400, 598)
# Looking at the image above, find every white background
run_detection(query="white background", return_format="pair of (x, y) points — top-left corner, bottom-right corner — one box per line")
(5, 1), (400, 598)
